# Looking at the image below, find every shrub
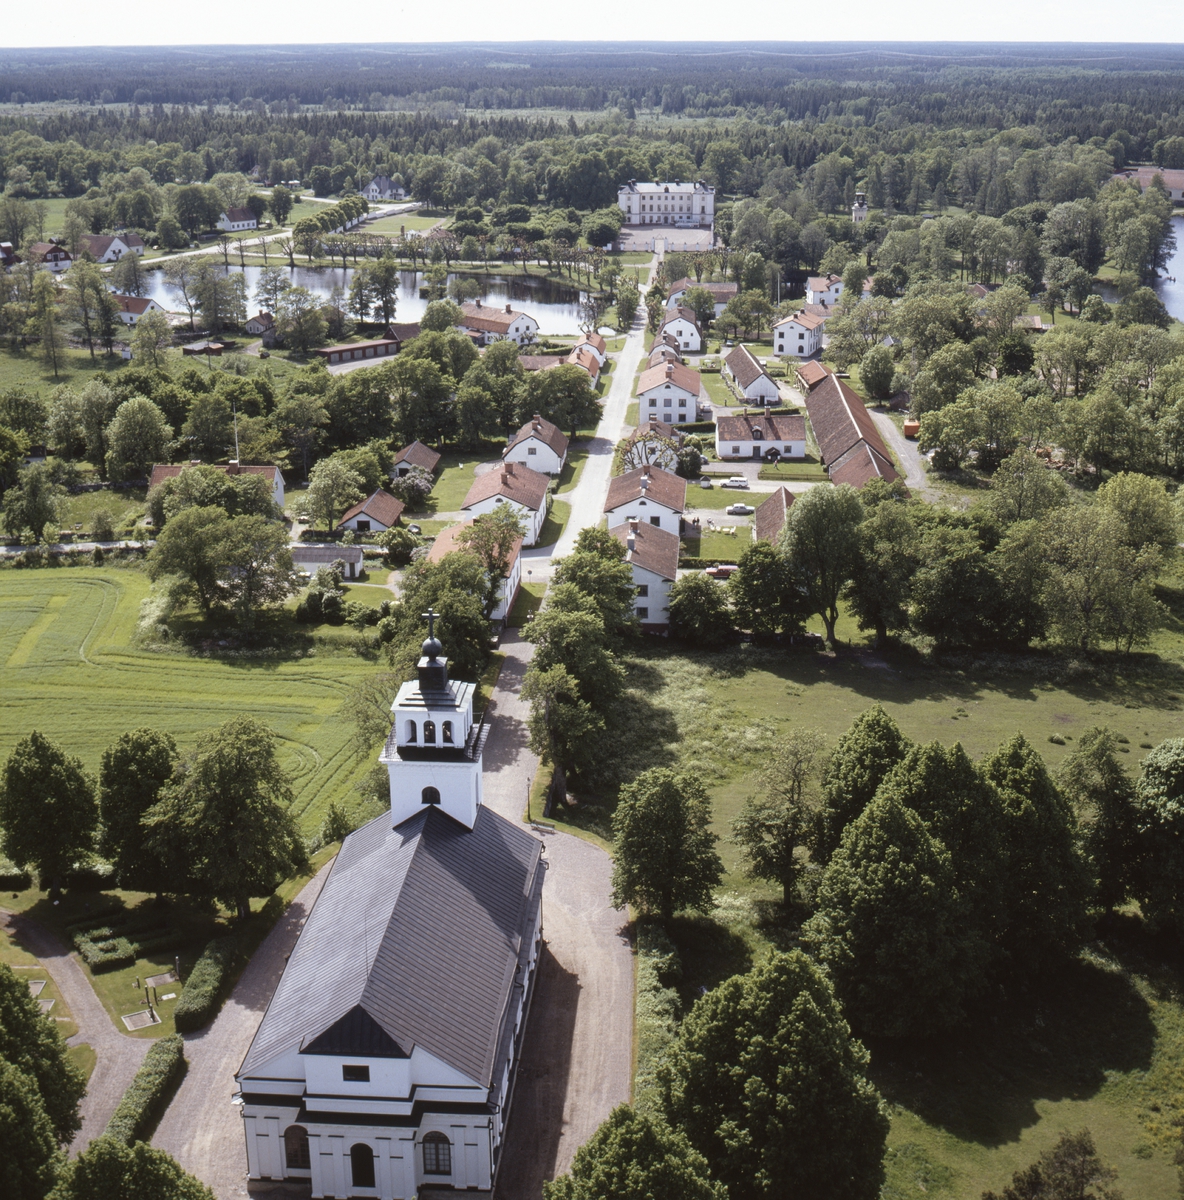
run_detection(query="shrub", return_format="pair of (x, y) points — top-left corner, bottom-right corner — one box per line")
(91, 508), (116, 541)
(633, 922), (682, 1114)
(74, 934), (138, 972)
(104, 1035), (186, 1144)
(173, 937), (237, 1033)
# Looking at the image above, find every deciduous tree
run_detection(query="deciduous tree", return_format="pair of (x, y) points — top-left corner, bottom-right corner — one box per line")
(98, 729), (178, 894)
(0, 731), (97, 897)
(611, 768), (722, 922)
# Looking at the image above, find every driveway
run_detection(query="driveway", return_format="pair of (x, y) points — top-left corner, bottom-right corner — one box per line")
(481, 632), (634, 1198)
(0, 908), (151, 1155)
(870, 408), (936, 498)
(152, 866), (331, 1197)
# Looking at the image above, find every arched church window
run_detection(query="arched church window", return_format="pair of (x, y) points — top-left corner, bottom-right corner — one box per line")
(442, 721), (454, 744)
(350, 1143), (376, 1189)
(422, 1131), (452, 1175)
(284, 1125), (310, 1170)
(423, 720), (436, 743)
(422, 786), (441, 805)
(405, 720), (417, 742)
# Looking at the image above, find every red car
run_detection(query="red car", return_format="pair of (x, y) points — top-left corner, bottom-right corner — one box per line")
(704, 564), (739, 579)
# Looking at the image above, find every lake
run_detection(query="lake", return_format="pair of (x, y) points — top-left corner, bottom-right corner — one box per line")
(143, 266), (590, 336)
(1097, 214), (1184, 321)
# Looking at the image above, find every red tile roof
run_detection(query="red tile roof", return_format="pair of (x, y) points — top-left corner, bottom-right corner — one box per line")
(775, 310), (827, 332)
(604, 465), (686, 515)
(428, 520), (523, 568)
(337, 488), (404, 530)
(668, 278), (738, 301)
(610, 519), (680, 582)
(658, 307), (703, 335)
(723, 345), (773, 391)
(462, 460), (550, 513)
(631, 418), (683, 443)
(506, 413), (568, 460)
(148, 462), (281, 489)
(460, 302), (533, 334)
(113, 294), (155, 315)
(753, 487), (795, 543)
(637, 361), (701, 396)
(716, 413), (806, 443)
(804, 374), (899, 490)
(575, 331), (607, 354)
(807, 273), (843, 292)
(795, 361), (834, 390)
(519, 355), (566, 372)
(392, 441), (442, 473)
(566, 346), (601, 379)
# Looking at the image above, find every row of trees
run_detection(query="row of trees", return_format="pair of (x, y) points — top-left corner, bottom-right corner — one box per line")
(669, 470), (1178, 655)
(0, 720), (306, 919)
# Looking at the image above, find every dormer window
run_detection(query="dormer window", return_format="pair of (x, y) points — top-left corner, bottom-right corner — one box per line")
(423, 720), (436, 743)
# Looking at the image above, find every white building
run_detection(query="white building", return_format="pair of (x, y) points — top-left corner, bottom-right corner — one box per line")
(235, 630), (545, 1200)
(852, 191), (869, 225)
(461, 460), (550, 547)
(112, 295), (167, 326)
(503, 413), (568, 476)
(458, 302), (540, 347)
(362, 176), (406, 202)
(805, 274), (844, 306)
(78, 233), (146, 262)
(289, 544), (364, 580)
(611, 519), (679, 633)
(715, 412), (807, 462)
(722, 345), (779, 406)
(773, 310), (826, 358)
(336, 489), (405, 534)
(217, 207), (258, 232)
(148, 461), (285, 510)
(656, 307), (704, 353)
(636, 361), (701, 420)
(617, 180), (715, 229)
(429, 523), (523, 624)
(572, 331), (607, 366)
(665, 278), (737, 316)
(604, 465), (686, 533)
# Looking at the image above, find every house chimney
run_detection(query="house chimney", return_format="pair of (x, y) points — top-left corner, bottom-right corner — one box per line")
(505, 461), (514, 475)
(666, 364), (673, 377)
(640, 471), (650, 492)
(500, 470), (508, 485)
(505, 303), (512, 314)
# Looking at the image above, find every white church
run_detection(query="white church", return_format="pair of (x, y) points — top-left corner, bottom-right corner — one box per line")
(234, 618), (545, 1198)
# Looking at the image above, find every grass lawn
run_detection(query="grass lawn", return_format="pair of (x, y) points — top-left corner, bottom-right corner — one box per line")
(554, 444), (590, 496)
(625, 402), (640, 427)
(680, 528), (747, 560)
(700, 372), (737, 407)
(1, 918), (79, 1040)
(0, 346), (129, 393)
(561, 621), (1184, 1197)
(686, 487), (762, 511)
(538, 499), (571, 547)
(60, 488), (148, 537)
(362, 214), (442, 235)
(757, 458), (830, 484)
(507, 581), (546, 628)
(417, 446), (502, 513)
(0, 568), (384, 836)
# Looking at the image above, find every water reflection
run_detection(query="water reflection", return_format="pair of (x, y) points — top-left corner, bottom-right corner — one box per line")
(143, 265), (589, 335)
(1096, 214), (1184, 322)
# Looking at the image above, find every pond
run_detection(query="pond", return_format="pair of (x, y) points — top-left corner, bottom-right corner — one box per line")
(1097, 214), (1184, 322)
(143, 265), (590, 336)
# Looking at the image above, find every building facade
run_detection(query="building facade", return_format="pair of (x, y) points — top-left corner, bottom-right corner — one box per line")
(617, 181), (715, 229)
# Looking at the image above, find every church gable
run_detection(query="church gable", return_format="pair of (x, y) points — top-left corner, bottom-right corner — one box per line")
(302, 1004), (407, 1059)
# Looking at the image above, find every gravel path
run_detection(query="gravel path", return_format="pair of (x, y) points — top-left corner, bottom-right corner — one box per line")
(152, 867), (331, 1198)
(0, 908), (150, 1155)
(871, 408), (937, 499)
(481, 631), (634, 1198)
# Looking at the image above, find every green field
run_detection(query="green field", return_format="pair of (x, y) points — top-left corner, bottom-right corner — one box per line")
(0, 568), (379, 834)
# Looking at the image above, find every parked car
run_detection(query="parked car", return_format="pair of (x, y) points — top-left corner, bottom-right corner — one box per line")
(704, 564), (739, 579)
(723, 476), (750, 489)
(726, 503), (755, 516)
(699, 478), (713, 488)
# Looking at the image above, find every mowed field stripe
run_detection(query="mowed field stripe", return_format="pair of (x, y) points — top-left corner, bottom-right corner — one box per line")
(6, 594), (68, 668)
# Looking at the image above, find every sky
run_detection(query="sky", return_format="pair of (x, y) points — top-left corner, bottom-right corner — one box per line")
(6, 0), (1184, 49)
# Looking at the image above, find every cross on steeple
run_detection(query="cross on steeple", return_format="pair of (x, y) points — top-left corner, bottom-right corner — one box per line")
(422, 608), (439, 641)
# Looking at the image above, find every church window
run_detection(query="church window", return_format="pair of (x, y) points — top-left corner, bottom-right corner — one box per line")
(422, 786), (441, 805)
(284, 1126), (310, 1170)
(342, 1064), (370, 1082)
(423, 720), (436, 743)
(442, 721), (454, 744)
(423, 1132), (452, 1175)
(350, 1143), (376, 1189)
(405, 721), (417, 742)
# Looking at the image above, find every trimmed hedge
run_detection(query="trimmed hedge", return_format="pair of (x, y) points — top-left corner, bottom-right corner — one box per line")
(70, 910), (183, 972)
(173, 936), (238, 1033)
(105, 1034), (186, 1144)
(75, 934), (138, 972)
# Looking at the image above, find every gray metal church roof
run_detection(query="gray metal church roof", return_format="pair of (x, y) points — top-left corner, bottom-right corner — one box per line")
(238, 805), (543, 1086)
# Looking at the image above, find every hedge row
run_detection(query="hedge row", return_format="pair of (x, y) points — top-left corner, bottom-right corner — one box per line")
(173, 936), (238, 1033)
(105, 1035), (186, 1144)
(633, 923), (682, 1114)
(71, 911), (182, 973)
(75, 935), (137, 972)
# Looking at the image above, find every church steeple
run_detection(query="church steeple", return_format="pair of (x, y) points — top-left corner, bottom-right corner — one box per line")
(378, 610), (487, 830)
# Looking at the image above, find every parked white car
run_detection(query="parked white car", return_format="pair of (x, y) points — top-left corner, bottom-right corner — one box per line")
(722, 476), (750, 489)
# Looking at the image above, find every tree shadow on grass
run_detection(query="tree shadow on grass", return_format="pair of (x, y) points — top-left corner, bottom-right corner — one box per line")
(865, 950), (1158, 1148)
(666, 913), (754, 1006)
